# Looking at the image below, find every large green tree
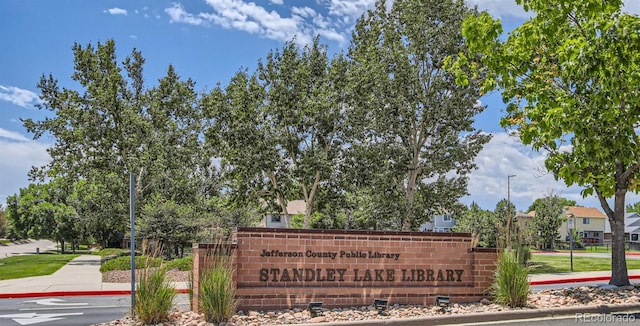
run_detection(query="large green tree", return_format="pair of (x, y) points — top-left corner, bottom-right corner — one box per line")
(626, 202), (640, 214)
(458, 0), (640, 285)
(347, 0), (490, 231)
(22, 40), (215, 248)
(528, 195), (570, 249)
(527, 197), (576, 213)
(204, 39), (348, 228)
(0, 207), (7, 239)
(5, 180), (85, 252)
(452, 202), (499, 247)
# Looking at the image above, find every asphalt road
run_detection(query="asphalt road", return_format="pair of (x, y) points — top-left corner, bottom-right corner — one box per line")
(458, 312), (640, 325)
(0, 296), (130, 326)
(0, 240), (57, 258)
(0, 294), (190, 326)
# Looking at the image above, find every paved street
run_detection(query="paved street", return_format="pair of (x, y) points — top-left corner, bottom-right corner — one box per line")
(0, 240), (57, 258)
(0, 294), (190, 326)
(0, 296), (129, 326)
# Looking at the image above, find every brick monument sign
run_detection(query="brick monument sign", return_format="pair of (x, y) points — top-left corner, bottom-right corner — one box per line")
(192, 227), (498, 311)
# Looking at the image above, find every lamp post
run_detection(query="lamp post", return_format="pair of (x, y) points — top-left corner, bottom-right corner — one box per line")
(568, 214), (574, 272)
(507, 175), (516, 247)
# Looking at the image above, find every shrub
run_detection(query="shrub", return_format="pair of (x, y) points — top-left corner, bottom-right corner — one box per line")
(492, 250), (530, 307)
(199, 250), (238, 323)
(93, 248), (130, 258)
(516, 244), (531, 266)
(165, 256), (193, 271)
(134, 264), (176, 324)
(99, 255), (162, 273)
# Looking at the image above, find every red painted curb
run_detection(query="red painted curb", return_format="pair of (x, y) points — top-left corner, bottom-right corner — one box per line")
(529, 274), (640, 286)
(0, 288), (189, 299)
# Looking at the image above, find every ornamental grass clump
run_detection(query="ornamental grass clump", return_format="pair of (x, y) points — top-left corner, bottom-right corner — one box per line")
(492, 250), (530, 307)
(133, 262), (176, 324)
(199, 245), (238, 324)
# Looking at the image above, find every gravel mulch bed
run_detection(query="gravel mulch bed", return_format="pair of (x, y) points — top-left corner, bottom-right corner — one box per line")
(102, 269), (190, 283)
(93, 285), (640, 326)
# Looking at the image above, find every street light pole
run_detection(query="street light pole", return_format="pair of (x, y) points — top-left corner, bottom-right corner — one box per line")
(568, 214), (574, 272)
(507, 174), (516, 248)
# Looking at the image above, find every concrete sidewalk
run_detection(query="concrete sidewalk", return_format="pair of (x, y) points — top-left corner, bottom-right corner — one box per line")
(0, 255), (189, 298)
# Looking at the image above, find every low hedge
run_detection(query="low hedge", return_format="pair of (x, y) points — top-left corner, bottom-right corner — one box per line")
(100, 256), (162, 273)
(164, 256), (193, 271)
(93, 248), (131, 258)
(99, 255), (193, 272)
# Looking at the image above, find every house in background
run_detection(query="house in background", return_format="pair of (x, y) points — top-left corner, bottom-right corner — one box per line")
(515, 211), (535, 229)
(263, 200), (306, 228)
(559, 206), (607, 244)
(419, 215), (455, 232)
(604, 212), (640, 243)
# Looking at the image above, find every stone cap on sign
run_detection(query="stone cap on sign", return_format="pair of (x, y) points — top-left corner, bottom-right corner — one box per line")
(234, 226), (472, 237)
(192, 242), (237, 249)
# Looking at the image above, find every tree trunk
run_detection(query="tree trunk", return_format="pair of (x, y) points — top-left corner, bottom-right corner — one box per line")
(402, 165), (420, 231)
(609, 189), (629, 286)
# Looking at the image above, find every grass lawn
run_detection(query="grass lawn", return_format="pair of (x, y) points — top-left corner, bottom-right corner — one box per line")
(529, 254), (640, 274)
(0, 254), (79, 280)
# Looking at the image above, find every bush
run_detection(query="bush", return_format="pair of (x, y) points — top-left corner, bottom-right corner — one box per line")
(199, 254), (238, 323)
(516, 245), (531, 266)
(492, 250), (530, 307)
(93, 248), (130, 258)
(134, 264), (176, 324)
(165, 256), (193, 271)
(99, 255), (162, 273)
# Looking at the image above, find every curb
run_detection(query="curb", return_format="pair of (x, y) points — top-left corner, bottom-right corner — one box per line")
(529, 274), (640, 286)
(297, 303), (640, 326)
(0, 288), (190, 299)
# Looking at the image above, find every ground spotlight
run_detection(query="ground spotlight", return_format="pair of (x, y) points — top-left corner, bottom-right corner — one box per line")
(307, 301), (323, 317)
(373, 298), (388, 315)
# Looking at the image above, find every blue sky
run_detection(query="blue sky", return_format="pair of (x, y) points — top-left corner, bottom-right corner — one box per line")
(1, 0), (639, 213)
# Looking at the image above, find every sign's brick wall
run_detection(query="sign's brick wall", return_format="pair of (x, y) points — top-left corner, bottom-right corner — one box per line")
(193, 228), (498, 311)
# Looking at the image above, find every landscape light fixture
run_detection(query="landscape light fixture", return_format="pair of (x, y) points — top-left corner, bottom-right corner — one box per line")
(435, 295), (450, 311)
(373, 299), (389, 315)
(307, 302), (323, 317)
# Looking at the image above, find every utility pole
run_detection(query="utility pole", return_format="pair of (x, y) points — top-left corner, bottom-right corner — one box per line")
(507, 174), (516, 248)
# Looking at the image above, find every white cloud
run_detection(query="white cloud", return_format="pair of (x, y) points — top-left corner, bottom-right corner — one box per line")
(270, 0), (284, 5)
(0, 139), (50, 204)
(0, 128), (30, 142)
(467, 0), (640, 19)
(324, 0), (376, 23)
(105, 7), (128, 16)
(462, 132), (640, 212)
(0, 85), (41, 108)
(465, 0), (527, 19)
(623, 0), (640, 15)
(164, 1), (349, 45)
(166, 3), (209, 26)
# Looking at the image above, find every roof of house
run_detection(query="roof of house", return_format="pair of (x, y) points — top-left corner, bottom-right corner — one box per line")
(604, 212), (640, 233)
(564, 206), (606, 219)
(286, 200), (306, 215)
